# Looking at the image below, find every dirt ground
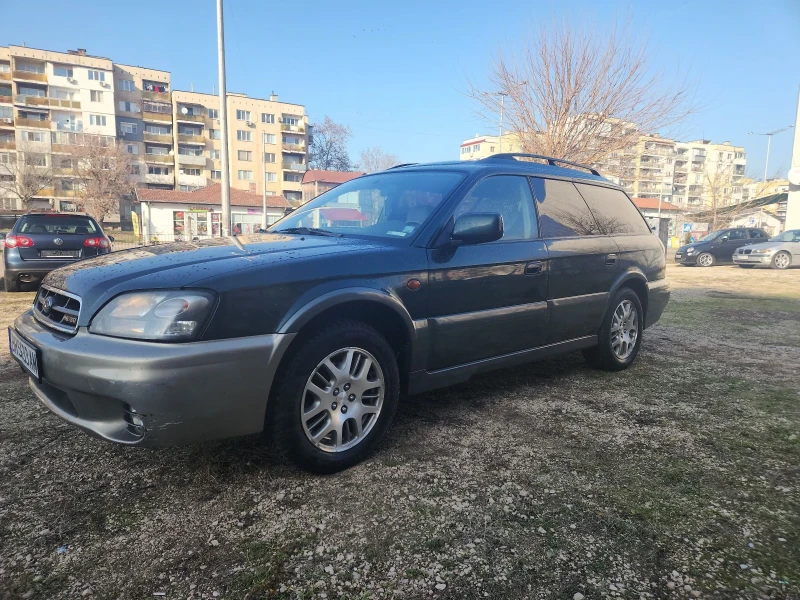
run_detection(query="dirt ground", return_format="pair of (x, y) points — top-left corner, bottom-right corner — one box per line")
(0, 264), (798, 600)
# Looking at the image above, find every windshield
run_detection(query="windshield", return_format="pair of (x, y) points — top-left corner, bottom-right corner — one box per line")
(16, 216), (99, 235)
(270, 171), (465, 240)
(770, 229), (800, 243)
(698, 231), (720, 242)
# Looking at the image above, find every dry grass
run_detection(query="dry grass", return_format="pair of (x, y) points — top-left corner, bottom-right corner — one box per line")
(0, 264), (798, 599)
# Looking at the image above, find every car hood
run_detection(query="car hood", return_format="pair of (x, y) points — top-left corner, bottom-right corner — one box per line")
(42, 233), (392, 315)
(675, 242), (708, 253)
(738, 241), (787, 252)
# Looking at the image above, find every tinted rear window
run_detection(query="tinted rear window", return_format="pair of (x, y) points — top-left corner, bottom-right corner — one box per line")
(574, 184), (651, 235)
(17, 216), (98, 235)
(529, 177), (602, 237)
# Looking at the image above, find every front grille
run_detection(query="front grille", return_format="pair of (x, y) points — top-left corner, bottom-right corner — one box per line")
(33, 285), (82, 334)
(742, 249), (752, 255)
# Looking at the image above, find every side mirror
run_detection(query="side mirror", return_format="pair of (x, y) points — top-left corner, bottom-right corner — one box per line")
(107, 235), (115, 242)
(719, 236), (729, 243)
(451, 213), (504, 245)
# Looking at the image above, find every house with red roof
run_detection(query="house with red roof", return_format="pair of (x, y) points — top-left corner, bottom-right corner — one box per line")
(301, 170), (365, 206)
(134, 183), (291, 239)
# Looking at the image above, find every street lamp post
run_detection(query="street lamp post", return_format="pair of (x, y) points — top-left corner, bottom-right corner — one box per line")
(216, 0), (231, 236)
(497, 92), (508, 154)
(749, 125), (794, 227)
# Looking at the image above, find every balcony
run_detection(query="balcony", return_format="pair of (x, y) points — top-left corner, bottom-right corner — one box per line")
(15, 95), (81, 110)
(143, 132), (173, 144)
(282, 143), (306, 153)
(692, 153), (706, 162)
(0, 117), (13, 128)
(53, 168), (76, 176)
(16, 117), (51, 129)
(178, 134), (205, 145)
(282, 162), (307, 172)
(145, 172), (174, 185)
(0, 72), (10, 81)
(177, 154), (206, 166)
(13, 70), (47, 83)
(33, 187), (55, 197)
(144, 154), (174, 165)
(176, 113), (205, 124)
(142, 90), (170, 102)
(51, 143), (76, 154)
(142, 110), (172, 123)
(280, 123), (305, 133)
(177, 173), (207, 187)
(0, 140), (15, 150)
(55, 189), (80, 198)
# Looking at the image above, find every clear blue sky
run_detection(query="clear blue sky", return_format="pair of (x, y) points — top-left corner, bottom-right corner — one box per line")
(1, 0), (798, 177)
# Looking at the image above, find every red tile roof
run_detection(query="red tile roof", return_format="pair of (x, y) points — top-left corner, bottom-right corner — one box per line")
(135, 184), (291, 209)
(320, 207), (367, 222)
(632, 197), (683, 212)
(302, 170), (365, 185)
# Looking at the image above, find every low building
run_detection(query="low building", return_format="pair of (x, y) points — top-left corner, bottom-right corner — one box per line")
(301, 169), (364, 206)
(134, 183), (290, 240)
(632, 197), (684, 247)
(459, 133), (522, 160)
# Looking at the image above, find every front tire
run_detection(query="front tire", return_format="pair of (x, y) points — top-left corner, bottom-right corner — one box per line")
(696, 252), (715, 267)
(3, 276), (20, 293)
(771, 251), (791, 270)
(268, 320), (400, 473)
(583, 288), (644, 371)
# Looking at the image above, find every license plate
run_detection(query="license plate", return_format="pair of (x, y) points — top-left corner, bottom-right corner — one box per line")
(8, 327), (40, 381)
(40, 250), (79, 258)
(675, 254), (682, 259)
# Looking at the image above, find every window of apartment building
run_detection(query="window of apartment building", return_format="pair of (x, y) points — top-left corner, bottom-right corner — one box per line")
(490, 146), (495, 153)
(282, 116), (299, 126)
(179, 185), (202, 192)
(263, 133), (276, 144)
(178, 126), (201, 136)
(265, 172), (277, 183)
(283, 135), (301, 145)
(461, 147), (470, 154)
(145, 145), (169, 155)
(53, 65), (73, 78)
(88, 70), (105, 82)
(238, 150), (252, 161)
(727, 153), (732, 159)
(130, 164), (140, 175)
(118, 79), (135, 92)
(238, 170), (253, 180)
(178, 145), (203, 156)
(211, 170), (222, 179)
(0, 152), (13, 164)
(473, 144), (480, 152)
(0, 63), (10, 73)
(265, 191), (277, 196)
(237, 130), (251, 142)
(119, 101), (139, 113)
(143, 101), (171, 114)
(58, 158), (74, 169)
(183, 168), (201, 176)
(735, 152), (744, 159)
(90, 90), (105, 103)
(49, 88), (75, 100)
(209, 149), (220, 159)
(209, 129), (221, 140)
(264, 153), (276, 163)
(148, 166), (169, 175)
(89, 115), (107, 127)
(146, 124), (170, 135)
(17, 62), (44, 74)
(236, 110), (251, 121)
(262, 113), (274, 124)
(26, 132), (47, 143)
(283, 172), (302, 183)
(19, 86), (45, 98)
(25, 154), (47, 167)
(208, 108), (219, 119)
(124, 143), (138, 154)
(0, 106), (11, 120)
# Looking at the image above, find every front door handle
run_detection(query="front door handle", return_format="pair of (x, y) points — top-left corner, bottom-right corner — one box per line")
(525, 261), (543, 275)
(606, 253), (617, 266)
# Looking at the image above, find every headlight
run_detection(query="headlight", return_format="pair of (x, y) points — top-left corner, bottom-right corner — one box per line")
(89, 290), (216, 342)
(686, 247), (695, 254)
(751, 248), (775, 254)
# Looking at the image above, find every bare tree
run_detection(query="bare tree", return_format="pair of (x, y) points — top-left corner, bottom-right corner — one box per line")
(0, 142), (55, 209)
(359, 146), (401, 173)
(467, 19), (697, 164)
(71, 135), (134, 222)
(309, 116), (354, 171)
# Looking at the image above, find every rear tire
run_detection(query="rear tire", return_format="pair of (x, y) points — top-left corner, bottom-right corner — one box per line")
(268, 320), (400, 473)
(583, 288), (644, 371)
(3, 277), (20, 293)
(771, 251), (791, 270)
(696, 252), (715, 267)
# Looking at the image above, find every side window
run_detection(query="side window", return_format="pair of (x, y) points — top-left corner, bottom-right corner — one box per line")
(728, 229), (747, 241)
(530, 178), (602, 238)
(574, 183), (651, 235)
(454, 175), (537, 241)
(749, 230), (768, 240)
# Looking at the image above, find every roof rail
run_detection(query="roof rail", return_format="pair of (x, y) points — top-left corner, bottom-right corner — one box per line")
(386, 163), (418, 170)
(484, 153), (601, 176)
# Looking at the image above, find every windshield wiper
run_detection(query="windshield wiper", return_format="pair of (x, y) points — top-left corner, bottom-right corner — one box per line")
(276, 227), (342, 237)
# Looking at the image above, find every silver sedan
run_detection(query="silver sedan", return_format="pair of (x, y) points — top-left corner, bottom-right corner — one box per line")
(732, 229), (800, 269)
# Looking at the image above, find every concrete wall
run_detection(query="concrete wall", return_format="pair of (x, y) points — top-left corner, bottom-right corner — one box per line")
(785, 88), (800, 231)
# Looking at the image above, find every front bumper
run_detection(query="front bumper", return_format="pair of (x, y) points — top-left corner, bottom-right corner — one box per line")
(733, 253), (771, 265)
(673, 252), (698, 265)
(12, 309), (295, 447)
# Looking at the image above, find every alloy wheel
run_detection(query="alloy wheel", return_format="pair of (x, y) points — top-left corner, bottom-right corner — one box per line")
(300, 347), (385, 453)
(697, 253), (713, 267)
(774, 252), (790, 269)
(610, 300), (638, 360)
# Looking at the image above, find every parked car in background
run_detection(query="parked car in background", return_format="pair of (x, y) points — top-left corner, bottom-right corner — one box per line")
(673, 227), (769, 267)
(3, 212), (113, 292)
(10, 156), (669, 472)
(733, 229), (800, 270)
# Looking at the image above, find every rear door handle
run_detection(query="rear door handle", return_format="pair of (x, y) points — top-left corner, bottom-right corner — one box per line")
(525, 261), (543, 275)
(606, 253), (617, 266)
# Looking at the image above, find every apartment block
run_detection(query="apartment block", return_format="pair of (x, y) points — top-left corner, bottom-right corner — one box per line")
(672, 140), (746, 207)
(171, 90), (308, 204)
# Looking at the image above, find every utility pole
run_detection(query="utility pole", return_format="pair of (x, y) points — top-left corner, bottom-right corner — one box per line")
(497, 92), (507, 154)
(261, 138), (267, 230)
(749, 125), (794, 228)
(216, 0), (231, 236)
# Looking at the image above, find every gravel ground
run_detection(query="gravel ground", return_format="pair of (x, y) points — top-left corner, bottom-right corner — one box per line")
(0, 264), (798, 600)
